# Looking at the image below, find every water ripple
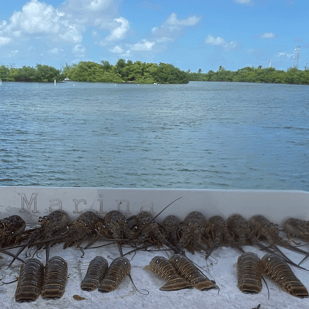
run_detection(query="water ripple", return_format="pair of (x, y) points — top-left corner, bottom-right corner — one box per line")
(0, 81), (308, 190)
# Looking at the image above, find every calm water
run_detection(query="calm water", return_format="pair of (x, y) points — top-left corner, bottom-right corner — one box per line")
(0, 81), (308, 190)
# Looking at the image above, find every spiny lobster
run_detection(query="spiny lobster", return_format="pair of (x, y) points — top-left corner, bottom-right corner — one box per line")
(178, 211), (210, 254)
(15, 258), (44, 303)
(206, 215), (234, 259)
(0, 215), (26, 248)
(237, 252), (263, 294)
(261, 253), (309, 298)
(169, 254), (218, 291)
(98, 257), (131, 293)
(130, 211), (181, 254)
(41, 256), (68, 299)
(144, 256), (192, 291)
(63, 211), (107, 251)
(10, 210), (68, 266)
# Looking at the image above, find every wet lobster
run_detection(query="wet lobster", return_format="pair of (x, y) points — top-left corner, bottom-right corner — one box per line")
(9, 210), (69, 265)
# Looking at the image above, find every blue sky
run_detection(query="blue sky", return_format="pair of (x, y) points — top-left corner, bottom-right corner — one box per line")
(0, 0), (308, 72)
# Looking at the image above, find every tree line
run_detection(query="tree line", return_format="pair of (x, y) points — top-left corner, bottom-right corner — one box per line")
(0, 59), (189, 84)
(188, 66), (309, 85)
(0, 64), (64, 82)
(62, 59), (189, 84)
(1, 61), (309, 84)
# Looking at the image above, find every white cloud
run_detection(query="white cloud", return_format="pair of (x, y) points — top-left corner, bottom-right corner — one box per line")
(106, 17), (130, 41)
(162, 13), (202, 35)
(88, 0), (113, 11)
(49, 47), (63, 54)
(60, 0), (118, 33)
(13, 31), (21, 37)
(0, 0), (182, 60)
(0, 2), (201, 60)
(234, 0), (254, 5)
(0, 0), (85, 45)
(0, 0), (119, 53)
(59, 25), (83, 43)
(119, 39), (155, 56)
(130, 39), (155, 52)
(150, 13), (201, 45)
(224, 40), (238, 51)
(109, 45), (123, 53)
(260, 32), (276, 39)
(0, 20), (7, 29)
(205, 35), (226, 46)
(166, 13), (201, 28)
(72, 44), (85, 56)
(205, 34), (238, 51)
(7, 0), (61, 34)
(121, 50), (131, 58)
(63, 0), (113, 12)
(277, 52), (293, 58)
(0, 36), (12, 46)
(7, 50), (19, 57)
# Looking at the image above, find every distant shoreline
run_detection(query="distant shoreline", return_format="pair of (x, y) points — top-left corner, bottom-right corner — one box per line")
(0, 80), (185, 85)
(1, 80), (308, 86)
(0, 60), (190, 84)
(188, 67), (309, 85)
(191, 80), (309, 85)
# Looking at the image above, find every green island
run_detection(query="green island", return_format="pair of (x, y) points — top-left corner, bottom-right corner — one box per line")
(189, 66), (309, 85)
(1, 60), (309, 85)
(0, 59), (189, 84)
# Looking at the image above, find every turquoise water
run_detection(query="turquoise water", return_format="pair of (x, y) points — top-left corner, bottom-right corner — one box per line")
(0, 81), (308, 190)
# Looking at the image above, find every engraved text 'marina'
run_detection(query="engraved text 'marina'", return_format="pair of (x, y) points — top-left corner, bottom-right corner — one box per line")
(49, 198), (62, 212)
(96, 194), (105, 214)
(19, 193), (39, 213)
(140, 202), (154, 215)
(116, 199), (131, 216)
(73, 199), (87, 214)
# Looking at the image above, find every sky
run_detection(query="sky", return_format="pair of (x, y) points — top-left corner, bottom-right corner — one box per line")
(0, 0), (308, 72)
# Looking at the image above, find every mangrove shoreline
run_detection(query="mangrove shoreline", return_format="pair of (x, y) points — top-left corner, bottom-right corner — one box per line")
(1, 60), (309, 85)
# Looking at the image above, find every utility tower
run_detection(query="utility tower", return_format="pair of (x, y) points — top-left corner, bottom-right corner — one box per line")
(269, 60), (272, 68)
(293, 46), (300, 69)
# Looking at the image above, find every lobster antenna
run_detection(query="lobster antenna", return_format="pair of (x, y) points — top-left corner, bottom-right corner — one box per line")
(151, 197), (182, 223)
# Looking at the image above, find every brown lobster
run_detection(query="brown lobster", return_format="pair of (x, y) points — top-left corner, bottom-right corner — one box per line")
(63, 211), (107, 252)
(206, 215), (234, 259)
(9, 210), (69, 266)
(130, 211), (181, 254)
(0, 215), (26, 248)
(178, 211), (209, 254)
